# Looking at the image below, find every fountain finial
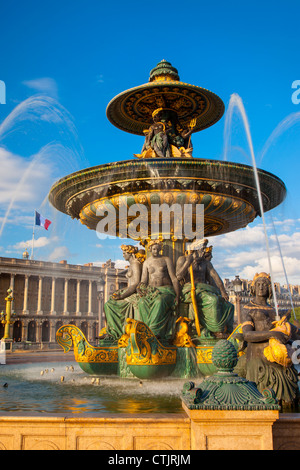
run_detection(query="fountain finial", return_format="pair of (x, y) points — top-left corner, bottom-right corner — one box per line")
(149, 60), (180, 82)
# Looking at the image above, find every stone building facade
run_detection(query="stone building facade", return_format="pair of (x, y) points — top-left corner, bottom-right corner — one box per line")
(0, 256), (127, 349)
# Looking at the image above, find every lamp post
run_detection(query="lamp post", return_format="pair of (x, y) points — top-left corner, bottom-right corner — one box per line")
(97, 275), (105, 336)
(233, 275), (243, 325)
(1, 288), (15, 349)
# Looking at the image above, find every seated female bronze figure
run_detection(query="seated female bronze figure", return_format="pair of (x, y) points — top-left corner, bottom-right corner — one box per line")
(241, 272), (300, 408)
(101, 245), (144, 342)
(136, 240), (180, 342)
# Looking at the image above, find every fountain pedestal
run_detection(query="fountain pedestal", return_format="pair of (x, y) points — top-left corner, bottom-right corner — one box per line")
(182, 340), (279, 449)
(182, 406), (278, 450)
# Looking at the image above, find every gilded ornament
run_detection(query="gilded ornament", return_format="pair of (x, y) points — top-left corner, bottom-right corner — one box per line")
(173, 317), (195, 348)
(125, 319), (177, 367)
(263, 316), (293, 367)
(163, 192), (174, 204)
(196, 346), (213, 364)
(136, 193), (148, 204)
(56, 325), (119, 364)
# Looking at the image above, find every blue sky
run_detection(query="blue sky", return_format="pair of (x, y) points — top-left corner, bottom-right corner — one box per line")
(0, 0), (300, 285)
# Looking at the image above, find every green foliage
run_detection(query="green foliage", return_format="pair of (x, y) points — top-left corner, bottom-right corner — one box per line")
(290, 307), (300, 324)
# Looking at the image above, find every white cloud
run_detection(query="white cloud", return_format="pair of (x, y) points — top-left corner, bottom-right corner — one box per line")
(96, 74), (104, 84)
(47, 246), (73, 262)
(114, 259), (128, 269)
(0, 147), (54, 206)
(13, 236), (52, 250)
(239, 255), (299, 280)
(0, 146), (56, 240)
(215, 225), (265, 248)
(211, 219), (300, 285)
(272, 218), (297, 226)
(22, 78), (58, 99)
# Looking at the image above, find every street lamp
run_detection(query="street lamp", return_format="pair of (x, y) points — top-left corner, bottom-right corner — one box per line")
(97, 275), (105, 336)
(1, 288), (15, 348)
(232, 275), (243, 325)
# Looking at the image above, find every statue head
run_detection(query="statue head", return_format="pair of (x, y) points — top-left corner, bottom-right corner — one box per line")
(121, 244), (138, 260)
(250, 272), (272, 298)
(204, 245), (213, 261)
(193, 239), (209, 259)
(148, 239), (163, 257)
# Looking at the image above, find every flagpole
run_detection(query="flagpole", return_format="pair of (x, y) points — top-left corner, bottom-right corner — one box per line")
(31, 211), (35, 260)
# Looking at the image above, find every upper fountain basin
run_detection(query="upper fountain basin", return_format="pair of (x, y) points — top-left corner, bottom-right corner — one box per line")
(48, 158), (286, 240)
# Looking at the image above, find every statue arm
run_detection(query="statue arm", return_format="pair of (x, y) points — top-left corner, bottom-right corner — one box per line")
(242, 310), (289, 343)
(140, 261), (149, 285)
(176, 254), (193, 280)
(147, 126), (154, 142)
(113, 263), (142, 300)
(166, 257), (181, 302)
(181, 128), (193, 139)
(241, 310), (267, 342)
(242, 324), (272, 343)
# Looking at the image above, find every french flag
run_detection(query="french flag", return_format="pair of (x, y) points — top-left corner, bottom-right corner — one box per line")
(35, 211), (52, 230)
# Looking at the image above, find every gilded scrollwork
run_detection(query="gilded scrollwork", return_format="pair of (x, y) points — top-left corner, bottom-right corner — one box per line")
(125, 319), (177, 366)
(56, 325), (118, 364)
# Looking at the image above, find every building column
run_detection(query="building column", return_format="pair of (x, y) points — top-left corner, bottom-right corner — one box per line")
(23, 275), (29, 314)
(37, 276), (43, 314)
(21, 320), (28, 343)
(36, 322), (42, 343)
(88, 280), (93, 316)
(50, 277), (56, 315)
(63, 278), (69, 315)
(49, 321), (56, 343)
(76, 279), (81, 316)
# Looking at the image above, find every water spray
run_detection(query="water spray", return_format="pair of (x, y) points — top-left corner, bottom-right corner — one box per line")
(225, 93), (280, 319)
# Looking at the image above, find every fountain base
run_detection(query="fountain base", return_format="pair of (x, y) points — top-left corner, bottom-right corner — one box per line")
(56, 322), (235, 380)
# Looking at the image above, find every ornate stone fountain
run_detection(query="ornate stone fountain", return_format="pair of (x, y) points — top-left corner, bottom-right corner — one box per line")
(50, 60), (286, 380)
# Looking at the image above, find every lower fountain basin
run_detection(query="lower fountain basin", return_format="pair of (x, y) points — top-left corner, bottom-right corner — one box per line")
(0, 361), (184, 415)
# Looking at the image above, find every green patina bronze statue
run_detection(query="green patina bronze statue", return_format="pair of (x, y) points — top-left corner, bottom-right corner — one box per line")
(135, 107), (196, 159)
(101, 245), (145, 342)
(176, 242), (234, 339)
(241, 272), (300, 408)
(135, 240), (181, 342)
(102, 239), (234, 346)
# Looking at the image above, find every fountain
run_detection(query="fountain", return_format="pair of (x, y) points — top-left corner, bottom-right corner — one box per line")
(1, 61), (300, 451)
(49, 60), (286, 381)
